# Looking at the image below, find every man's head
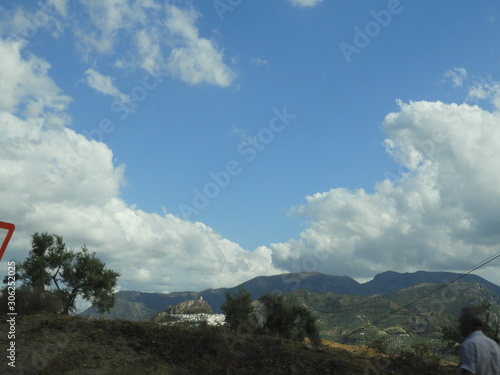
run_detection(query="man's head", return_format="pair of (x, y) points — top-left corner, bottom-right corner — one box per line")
(459, 306), (484, 337)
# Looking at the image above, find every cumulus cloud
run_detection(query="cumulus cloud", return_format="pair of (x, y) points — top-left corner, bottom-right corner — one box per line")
(73, 1), (236, 87)
(83, 68), (131, 104)
(289, 0), (323, 7)
(1, 1), (237, 87)
(0, 38), (71, 127)
(164, 5), (236, 87)
(444, 67), (467, 87)
(0, 37), (277, 292)
(1, 111), (281, 292)
(270, 98), (500, 283)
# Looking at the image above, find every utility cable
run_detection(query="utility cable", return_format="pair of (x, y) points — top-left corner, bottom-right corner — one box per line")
(346, 250), (500, 337)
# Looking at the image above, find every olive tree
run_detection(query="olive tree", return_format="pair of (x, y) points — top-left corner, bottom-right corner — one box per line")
(221, 287), (254, 331)
(259, 293), (320, 345)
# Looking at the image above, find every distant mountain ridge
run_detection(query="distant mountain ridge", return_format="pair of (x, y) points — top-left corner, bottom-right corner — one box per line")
(362, 270), (500, 296)
(81, 270), (500, 321)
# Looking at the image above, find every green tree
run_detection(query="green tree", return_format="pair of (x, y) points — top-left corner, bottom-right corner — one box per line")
(18, 232), (70, 293)
(13, 232), (119, 314)
(289, 303), (321, 344)
(258, 293), (320, 345)
(221, 287), (254, 332)
(258, 293), (290, 336)
(481, 301), (500, 343)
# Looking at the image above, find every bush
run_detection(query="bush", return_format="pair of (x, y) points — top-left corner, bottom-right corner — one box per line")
(258, 293), (320, 345)
(439, 323), (462, 354)
(221, 287), (254, 332)
(0, 285), (65, 314)
(389, 342), (442, 374)
(368, 336), (390, 354)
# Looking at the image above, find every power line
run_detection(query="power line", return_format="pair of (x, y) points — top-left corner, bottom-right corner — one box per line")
(347, 250), (500, 337)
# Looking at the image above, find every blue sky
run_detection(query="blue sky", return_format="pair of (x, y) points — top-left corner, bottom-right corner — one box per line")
(1, 0), (500, 293)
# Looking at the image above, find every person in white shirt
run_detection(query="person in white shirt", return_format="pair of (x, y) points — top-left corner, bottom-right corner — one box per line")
(458, 306), (500, 375)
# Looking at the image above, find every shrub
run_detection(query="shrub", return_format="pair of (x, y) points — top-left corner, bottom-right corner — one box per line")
(0, 285), (65, 314)
(368, 336), (390, 354)
(389, 342), (442, 374)
(258, 293), (320, 345)
(221, 287), (254, 332)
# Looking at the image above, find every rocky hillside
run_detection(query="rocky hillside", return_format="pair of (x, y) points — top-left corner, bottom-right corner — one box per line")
(289, 281), (500, 346)
(163, 297), (212, 315)
(151, 297), (215, 324)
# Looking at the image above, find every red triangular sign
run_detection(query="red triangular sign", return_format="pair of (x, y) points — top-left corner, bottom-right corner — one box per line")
(0, 222), (15, 261)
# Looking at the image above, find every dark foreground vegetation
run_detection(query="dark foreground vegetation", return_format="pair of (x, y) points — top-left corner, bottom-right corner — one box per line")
(2, 313), (459, 375)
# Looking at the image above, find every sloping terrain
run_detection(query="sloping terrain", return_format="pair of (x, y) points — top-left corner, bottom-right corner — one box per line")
(289, 281), (500, 347)
(82, 270), (500, 321)
(2, 313), (458, 375)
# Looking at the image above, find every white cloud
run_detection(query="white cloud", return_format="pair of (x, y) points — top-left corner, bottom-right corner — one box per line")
(75, 0), (156, 56)
(2, 1), (237, 88)
(72, 1), (236, 87)
(83, 68), (131, 104)
(134, 28), (163, 74)
(467, 81), (500, 109)
(270, 99), (500, 284)
(289, 0), (323, 7)
(164, 5), (236, 87)
(0, 2), (66, 39)
(0, 38), (71, 127)
(444, 67), (467, 87)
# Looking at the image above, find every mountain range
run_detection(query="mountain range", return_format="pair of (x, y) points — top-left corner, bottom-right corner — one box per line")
(81, 270), (500, 321)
